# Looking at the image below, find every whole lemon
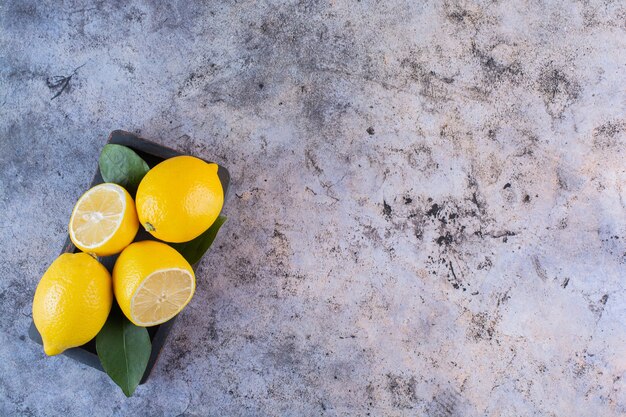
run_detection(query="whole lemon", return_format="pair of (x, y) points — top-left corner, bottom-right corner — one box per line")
(33, 253), (113, 356)
(113, 241), (195, 327)
(136, 156), (223, 243)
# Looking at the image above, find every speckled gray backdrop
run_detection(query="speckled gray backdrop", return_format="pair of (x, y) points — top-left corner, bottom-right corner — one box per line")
(1, 0), (625, 416)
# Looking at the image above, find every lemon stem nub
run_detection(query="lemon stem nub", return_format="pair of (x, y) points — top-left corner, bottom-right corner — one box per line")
(144, 222), (156, 232)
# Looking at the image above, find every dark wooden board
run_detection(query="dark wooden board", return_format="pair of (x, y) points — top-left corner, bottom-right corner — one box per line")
(28, 130), (231, 384)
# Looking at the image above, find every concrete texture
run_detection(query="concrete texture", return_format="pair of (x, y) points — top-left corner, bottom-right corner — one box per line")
(1, 0), (625, 415)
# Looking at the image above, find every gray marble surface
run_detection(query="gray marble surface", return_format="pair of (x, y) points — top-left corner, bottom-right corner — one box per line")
(1, 1), (625, 416)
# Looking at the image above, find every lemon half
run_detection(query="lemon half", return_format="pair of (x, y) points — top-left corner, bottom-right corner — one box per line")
(69, 183), (139, 256)
(113, 241), (195, 327)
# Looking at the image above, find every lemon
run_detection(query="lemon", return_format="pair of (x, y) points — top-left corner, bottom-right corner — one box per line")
(136, 156), (223, 243)
(33, 253), (113, 356)
(113, 241), (195, 327)
(69, 183), (139, 256)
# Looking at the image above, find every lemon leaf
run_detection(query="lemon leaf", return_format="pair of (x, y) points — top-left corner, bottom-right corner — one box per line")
(170, 215), (227, 265)
(99, 144), (150, 195)
(96, 305), (151, 397)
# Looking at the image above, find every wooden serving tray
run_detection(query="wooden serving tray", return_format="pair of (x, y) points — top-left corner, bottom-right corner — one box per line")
(28, 130), (230, 384)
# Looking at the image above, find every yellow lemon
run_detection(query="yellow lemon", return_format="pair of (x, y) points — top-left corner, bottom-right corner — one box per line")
(69, 183), (139, 256)
(33, 253), (113, 356)
(113, 241), (195, 327)
(136, 156), (223, 243)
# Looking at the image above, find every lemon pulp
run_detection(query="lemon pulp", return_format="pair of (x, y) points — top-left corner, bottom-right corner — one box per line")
(131, 268), (195, 326)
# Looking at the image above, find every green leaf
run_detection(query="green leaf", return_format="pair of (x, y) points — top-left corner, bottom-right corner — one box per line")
(98, 144), (150, 195)
(96, 305), (151, 397)
(170, 215), (227, 265)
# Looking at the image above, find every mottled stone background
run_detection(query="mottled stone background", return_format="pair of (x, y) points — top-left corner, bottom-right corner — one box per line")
(1, 0), (625, 416)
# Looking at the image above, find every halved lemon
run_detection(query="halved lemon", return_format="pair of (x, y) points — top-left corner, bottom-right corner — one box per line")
(69, 183), (139, 256)
(113, 241), (195, 327)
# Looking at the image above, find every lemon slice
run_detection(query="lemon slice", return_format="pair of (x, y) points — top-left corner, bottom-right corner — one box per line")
(69, 183), (139, 256)
(113, 240), (196, 327)
(130, 268), (195, 326)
